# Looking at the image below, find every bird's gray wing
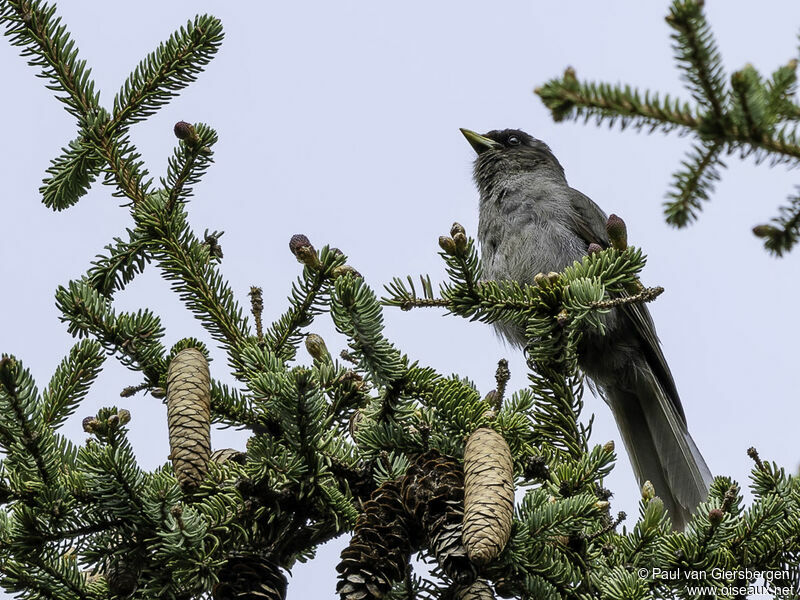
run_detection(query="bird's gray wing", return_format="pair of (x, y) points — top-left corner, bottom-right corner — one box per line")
(566, 188), (684, 422)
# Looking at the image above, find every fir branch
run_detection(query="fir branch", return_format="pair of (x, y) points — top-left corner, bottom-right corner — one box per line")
(766, 59), (800, 121)
(0, 356), (57, 487)
(537, 71), (699, 133)
(666, 0), (727, 122)
(40, 340), (105, 428)
(664, 140), (724, 227)
(266, 246), (345, 363)
(132, 195), (249, 365)
(112, 15), (223, 130)
(162, 122), (218, 212)
(330, 274), (405, 388)
(589, 286), (663, 310)
(93, 129), (151, 204)
(86, 227), (151, 297)
(55, 279), (167, 384)
(0, 0), (100, 121)
(753, 188), (800, 256)
(40, 137), (102, 211)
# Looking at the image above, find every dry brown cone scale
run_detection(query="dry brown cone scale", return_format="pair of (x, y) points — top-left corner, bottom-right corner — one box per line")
(462, 428), (515, 566)
(166, 348), (212, 489)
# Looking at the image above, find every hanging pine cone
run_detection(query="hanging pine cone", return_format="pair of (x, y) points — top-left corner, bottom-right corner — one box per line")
(212, 554), (287, 600)
(462, 428), (515, 566)
(443, 579), (495, 600)
(106, 557), (139, 597)
(336, 479), (413, 600)
(210, 448), (247, 465)
(166, 348), (211, 489)
(402, 450), (475, 585)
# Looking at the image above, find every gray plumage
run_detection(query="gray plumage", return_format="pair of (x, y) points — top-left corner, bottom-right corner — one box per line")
(462, 127), (712, 530)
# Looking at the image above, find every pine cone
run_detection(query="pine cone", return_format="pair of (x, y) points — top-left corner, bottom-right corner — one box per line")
(166, 348), (211, 489)
(107, 558), (139, 597)
(210, 448), (247, 465)
(462, 428), (515, 566)
(212, 554), (287, 600)
(336, 479), (413, 600)
(446, 579), (495, 600)
(402, 450), (475, 585)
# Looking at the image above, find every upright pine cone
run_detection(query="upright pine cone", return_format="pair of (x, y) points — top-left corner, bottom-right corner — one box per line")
(402, 450), (475, 585)
(166, 348), (211, 489)
(212, 554), (287, 600)
(336, 479), (413, 600)
(462, 428), (514, 566)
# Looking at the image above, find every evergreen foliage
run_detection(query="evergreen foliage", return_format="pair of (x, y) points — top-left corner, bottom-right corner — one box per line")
(2, 2), (800, 599)
(536, 0), (800, 255)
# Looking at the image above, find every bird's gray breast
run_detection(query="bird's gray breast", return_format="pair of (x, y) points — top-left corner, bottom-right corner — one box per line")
(477, 179), (586, 286)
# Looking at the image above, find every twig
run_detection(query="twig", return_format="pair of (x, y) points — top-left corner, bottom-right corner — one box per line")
(590, 286), (664, 310)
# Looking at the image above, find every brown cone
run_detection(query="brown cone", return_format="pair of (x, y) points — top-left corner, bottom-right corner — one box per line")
(166, 348), (211, 489)
(402, 450), (475, 585)
(336, 479), (413, 600)
(449, 579), (495, 600)
(210, 448), (246, 465)
(462, 428), (515, 566)
(212, 554), (287, 600)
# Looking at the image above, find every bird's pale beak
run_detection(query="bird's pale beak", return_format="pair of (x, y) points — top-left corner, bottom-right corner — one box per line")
(460, 128), (499, 154)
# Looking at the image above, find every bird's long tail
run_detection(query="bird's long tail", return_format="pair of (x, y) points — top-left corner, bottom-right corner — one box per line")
(605, 375), (713, 530)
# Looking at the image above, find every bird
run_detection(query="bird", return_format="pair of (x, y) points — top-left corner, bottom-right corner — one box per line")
(461, 127), (713, 530)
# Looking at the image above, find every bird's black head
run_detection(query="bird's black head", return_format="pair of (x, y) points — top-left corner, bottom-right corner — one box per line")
(460, 128), (566, 197)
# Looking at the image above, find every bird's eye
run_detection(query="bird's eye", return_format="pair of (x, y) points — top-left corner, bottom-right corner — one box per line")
(507, 136), (521, 146)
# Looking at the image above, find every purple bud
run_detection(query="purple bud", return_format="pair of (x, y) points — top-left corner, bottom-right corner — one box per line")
(289, 234), (313, 256)
(173, 121), (194, 140)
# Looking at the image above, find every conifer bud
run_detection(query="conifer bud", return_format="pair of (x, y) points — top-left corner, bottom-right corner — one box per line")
(533, 272), (549, 287)
(587, 243), (603, 255)
(752, 224), (779, 238)
(788, 58), (798, 70)
(82, 416), (98, 433)
(547, 271), (560, 284)
(439, 236), (457, 254)
(595, 500), (610, 511)
(462, 428), (514, 566)
(332, 265), (362, 279)
(641, 480), (656, 501)
(166, 348), (211, 490)
(172, 121), (200, 145)
(603, 440), (615, 454)
(450, 222), (466, 237)
(289, 233), (312, 254)
(708, 508), (724, 525)
(173, 121), (195, 140)
(606, 214), (628, 250)
(453, 232), (468, 254)
(305, 333), (330, 362)
(289, 234), (321, 269)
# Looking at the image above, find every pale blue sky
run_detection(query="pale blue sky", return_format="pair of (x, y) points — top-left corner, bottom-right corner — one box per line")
(3, 2), (800, 598)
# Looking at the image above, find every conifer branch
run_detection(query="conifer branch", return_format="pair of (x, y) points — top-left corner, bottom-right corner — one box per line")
(536, 0), (800, 253)
(133, 197), (249, 365)
(666, 0), (727, 122)
(589, 286), (664, 310)
(0, 0), (100, 120)
(664, 141), (724, 227)
(112, 15), (223, 130)
(40, 340), (105, 428)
